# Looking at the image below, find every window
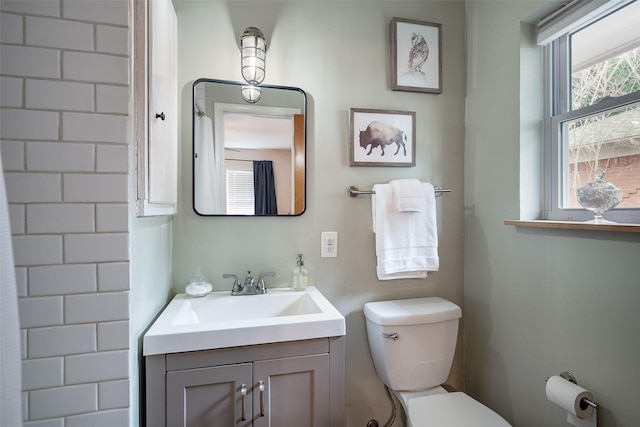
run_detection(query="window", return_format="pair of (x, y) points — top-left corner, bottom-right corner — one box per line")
(541, 0), (640, 222)
(226, 167), (255, 215)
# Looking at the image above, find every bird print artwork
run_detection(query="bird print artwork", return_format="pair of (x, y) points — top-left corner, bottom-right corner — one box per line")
(407, 32), (429, 78)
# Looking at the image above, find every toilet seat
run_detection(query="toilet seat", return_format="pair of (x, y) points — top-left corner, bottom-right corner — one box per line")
(406, 392), (511, 427)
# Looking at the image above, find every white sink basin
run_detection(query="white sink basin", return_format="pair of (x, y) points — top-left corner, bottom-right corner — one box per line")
(143, 286), (345, 355)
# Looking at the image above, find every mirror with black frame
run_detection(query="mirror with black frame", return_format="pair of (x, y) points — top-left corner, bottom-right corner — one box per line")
(192, 79), (306, 216)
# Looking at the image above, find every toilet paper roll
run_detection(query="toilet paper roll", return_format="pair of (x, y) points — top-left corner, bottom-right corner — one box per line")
(546, 375), (595, 419)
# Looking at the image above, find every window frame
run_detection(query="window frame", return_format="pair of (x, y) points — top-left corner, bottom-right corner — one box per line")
(543, 2), (640, 223)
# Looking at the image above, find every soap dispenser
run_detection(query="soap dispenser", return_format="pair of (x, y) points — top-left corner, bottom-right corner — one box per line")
(291, 254), (309, 291)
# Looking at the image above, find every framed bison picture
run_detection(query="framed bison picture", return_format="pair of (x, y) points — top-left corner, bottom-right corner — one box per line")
(391, 17), (442, 94)
(349, 108), (416, 167)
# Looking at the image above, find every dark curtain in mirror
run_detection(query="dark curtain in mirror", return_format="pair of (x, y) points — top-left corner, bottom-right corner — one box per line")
(254, 160), (277, 215)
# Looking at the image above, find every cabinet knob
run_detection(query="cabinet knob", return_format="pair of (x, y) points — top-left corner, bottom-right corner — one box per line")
(155, 112), (166, 120)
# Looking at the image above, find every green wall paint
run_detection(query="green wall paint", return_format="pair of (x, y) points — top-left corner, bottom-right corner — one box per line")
(465, 2), (640, 426)
(174, 1), (465, 425)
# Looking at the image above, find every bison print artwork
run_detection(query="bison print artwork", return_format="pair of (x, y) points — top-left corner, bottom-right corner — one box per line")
(391, 18), (442, 94)
(350, 108), (416, 167)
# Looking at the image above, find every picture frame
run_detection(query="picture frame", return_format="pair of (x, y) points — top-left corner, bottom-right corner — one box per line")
(391, 17), (442, 94)
(349, 108), (416, 167)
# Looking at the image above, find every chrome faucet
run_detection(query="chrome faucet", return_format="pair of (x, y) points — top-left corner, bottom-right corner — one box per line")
(241, 271), (257, 295)
(223, 271), (275, 295)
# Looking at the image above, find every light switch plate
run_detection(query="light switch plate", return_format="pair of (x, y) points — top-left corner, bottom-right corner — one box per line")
(321, 231), (338, 258)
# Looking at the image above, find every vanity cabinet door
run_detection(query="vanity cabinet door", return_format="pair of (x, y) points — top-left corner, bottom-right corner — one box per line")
(253, 354), (330, 427)
(166, 363), (253, 427)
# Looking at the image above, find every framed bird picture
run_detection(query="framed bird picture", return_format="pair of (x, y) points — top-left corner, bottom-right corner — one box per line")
(391, 17), (442, 94)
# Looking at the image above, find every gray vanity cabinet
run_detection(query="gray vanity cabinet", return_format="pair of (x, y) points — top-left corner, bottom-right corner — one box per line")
(145, 337), (345, 427)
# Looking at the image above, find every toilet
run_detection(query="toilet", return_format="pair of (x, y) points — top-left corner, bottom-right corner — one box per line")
(363, 297), (511, 427)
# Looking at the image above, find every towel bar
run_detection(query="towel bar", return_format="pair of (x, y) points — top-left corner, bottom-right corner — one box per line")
(348, 185), (451, 198)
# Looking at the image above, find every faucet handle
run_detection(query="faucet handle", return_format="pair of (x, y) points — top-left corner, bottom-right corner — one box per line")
(257, 271), (275, 294)
(223, 273), (242, 296)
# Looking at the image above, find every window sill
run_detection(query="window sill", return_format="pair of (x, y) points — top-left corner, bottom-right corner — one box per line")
(504, 220), (640, 233)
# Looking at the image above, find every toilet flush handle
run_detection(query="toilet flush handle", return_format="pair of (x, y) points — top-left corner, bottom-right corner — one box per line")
(382, 332), (399, 340)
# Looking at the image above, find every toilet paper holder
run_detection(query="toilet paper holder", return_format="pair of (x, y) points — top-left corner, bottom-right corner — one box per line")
(545, 371), (598, 409)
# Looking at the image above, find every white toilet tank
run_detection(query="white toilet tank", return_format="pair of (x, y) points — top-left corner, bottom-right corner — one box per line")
(363, 297), (462, 391)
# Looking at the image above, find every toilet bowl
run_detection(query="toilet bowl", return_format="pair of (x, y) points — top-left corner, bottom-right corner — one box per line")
(363, 297), (510, 427)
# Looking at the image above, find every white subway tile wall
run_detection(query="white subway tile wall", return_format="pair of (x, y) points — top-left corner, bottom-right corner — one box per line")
(65, 350), (128, 384)
(26, 204), (96, 234)
(96, 85), (129, 114)
(65, 408), (129, 427)
(25, 16), (94, 51)
(98, 379), (130, 410)
(23, 413), (64, 427)
(25, 80), (95, 112)
(15, 267), (28, 296)
(29, 264), (98, 296)
(0, 1), (61, 17)
(97, 321), (129, 351)
(28, 325), (97, 358)
(96, 203), (128, 232)
(18, 296), (64, 328)
(1, 13), (24, 44)
(97, 262), (129, 292)
(1, 76), (23, 106)
(65, 292), (129, 323)
(9, 204), (26, 234)
(1, 140), (25, 170)
(12, 235), (64, 265)
(29, 384), (98, 420)
(5, 173), (63, 203)
(26, 142), (96, 172)
(22, 358), (64, 391)
(0, 0), (131, 424)
(2, 108), (60, 139)
(0, 45), (61, 78)
(97, 145), (129, 173)
(97, 26), (129, 55)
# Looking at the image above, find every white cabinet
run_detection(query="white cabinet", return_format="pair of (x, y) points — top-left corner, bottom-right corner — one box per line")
(134, 0), (178, 216)
(145, 338), (345, 427)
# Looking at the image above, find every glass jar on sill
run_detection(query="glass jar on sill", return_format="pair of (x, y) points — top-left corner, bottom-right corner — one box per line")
(576, 169), (622, 223)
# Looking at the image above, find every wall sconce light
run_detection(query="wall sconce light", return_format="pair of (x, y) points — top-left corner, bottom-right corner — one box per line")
(240, 26), (267, 85)
(240, 27), (267, 103)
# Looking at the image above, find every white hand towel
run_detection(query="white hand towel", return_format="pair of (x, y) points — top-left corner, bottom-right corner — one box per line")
(372, 182), (439, 280)
(391, 178), (424, 212)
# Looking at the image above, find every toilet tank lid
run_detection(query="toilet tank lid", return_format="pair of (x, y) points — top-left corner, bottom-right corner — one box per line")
(363, 297), (461, 326)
